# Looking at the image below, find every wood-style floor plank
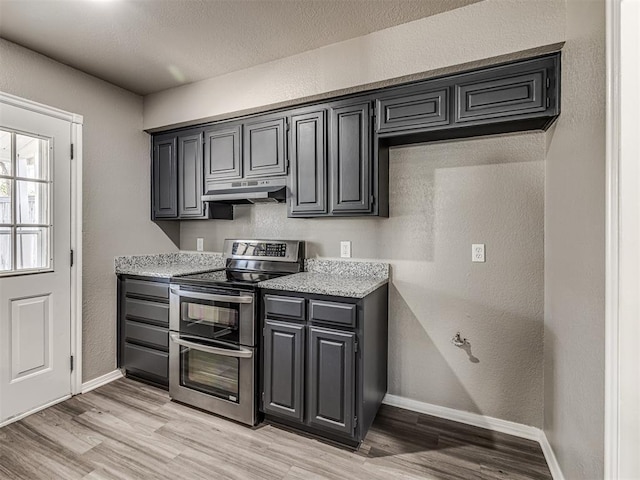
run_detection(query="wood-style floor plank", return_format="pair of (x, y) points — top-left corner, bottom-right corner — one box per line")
(0, 378), (552, 480)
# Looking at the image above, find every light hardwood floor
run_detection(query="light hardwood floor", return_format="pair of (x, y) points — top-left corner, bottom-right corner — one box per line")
(0, 378), (552, 480)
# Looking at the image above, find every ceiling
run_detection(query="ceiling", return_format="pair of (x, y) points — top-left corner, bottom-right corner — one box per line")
(0, 0), (481, 96)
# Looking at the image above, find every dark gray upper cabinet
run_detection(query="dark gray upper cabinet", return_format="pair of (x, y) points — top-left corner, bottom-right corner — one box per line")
(178, 131), (205, 218)
(204, 124), (242, 183)
(151, 53), (560, 221)
(289, 110), (327, 216)
(263, 320), (305, 422)
(152, 135), (178, 219)
(330, 101), (372, 214)
(376, 87), (450, 134)
(152, 129), (211, 220)
(243, 116), (287, 178)
(453, 55), (557, 125)
(308, 326), (356, 435)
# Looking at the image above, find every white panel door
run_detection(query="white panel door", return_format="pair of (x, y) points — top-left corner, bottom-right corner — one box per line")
(0, 102), (72, 423)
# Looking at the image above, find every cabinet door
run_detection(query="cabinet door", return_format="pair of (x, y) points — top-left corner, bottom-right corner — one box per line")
(263, 320), (305, 422)
(329, 102), (371, 214)
(178, 131), (205, 218)
(152, 135), (178, 219)
(243, 117), (287, 178)
(204, 125), (242, 182)
(289, 110), (327, 216)
(454, 58), (552, 125)
(308, 327), (356, 435)
(376, 87), (449, 133)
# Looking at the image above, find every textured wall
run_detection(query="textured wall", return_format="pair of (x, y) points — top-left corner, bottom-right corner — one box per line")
(543, 0), (606, 478)
(182, 133), (546, 427)
(143, 0), (565, 130)
(0, 39), (179, 382)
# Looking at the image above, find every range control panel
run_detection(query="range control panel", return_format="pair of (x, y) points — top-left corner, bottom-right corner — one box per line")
(232, 241), (287, 257)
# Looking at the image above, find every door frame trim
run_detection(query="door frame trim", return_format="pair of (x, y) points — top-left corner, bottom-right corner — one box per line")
(605, 1), (640, 478)
(0, 92), (84, 397)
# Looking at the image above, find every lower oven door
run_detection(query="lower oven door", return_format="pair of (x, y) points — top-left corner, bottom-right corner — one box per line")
(169, 332), (256, 426)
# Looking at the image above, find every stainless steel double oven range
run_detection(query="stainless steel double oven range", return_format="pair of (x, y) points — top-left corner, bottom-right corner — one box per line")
(169, 239), (304, 426)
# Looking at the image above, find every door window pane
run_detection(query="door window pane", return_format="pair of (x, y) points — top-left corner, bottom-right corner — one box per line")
(0, 129), (52, 274)
(0, 130), (11, 176)
(17, 181), (48, 225)
(0, 227), (11, 271)
(17, 227), (49, 270)
(16, 134), (48, 180)
(0, 179), (11, 224)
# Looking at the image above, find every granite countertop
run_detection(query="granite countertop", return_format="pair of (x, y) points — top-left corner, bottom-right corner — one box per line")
(259, 258), (389, 298)
(114, 252), (225, 278)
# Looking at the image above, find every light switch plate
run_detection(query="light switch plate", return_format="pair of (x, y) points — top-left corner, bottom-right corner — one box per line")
(472, 244), (485, 262)
(340, 241), (352, 258)
(196, 238), (204, 252)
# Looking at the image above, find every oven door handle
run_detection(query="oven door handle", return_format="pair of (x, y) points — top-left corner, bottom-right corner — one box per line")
(169, 333), (253, 358)
(170, 287), (253, 304)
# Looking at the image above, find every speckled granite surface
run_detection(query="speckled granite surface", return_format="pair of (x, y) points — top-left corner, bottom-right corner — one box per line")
(258, 273), (388, 298)
(259, 259), (389, 298)
(114, 252), (225, 278)
(305, 258), (389, 278)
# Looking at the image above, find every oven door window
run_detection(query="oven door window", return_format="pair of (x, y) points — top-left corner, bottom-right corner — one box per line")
(180, 298), (239, 343)
(180, 345), (240, 403)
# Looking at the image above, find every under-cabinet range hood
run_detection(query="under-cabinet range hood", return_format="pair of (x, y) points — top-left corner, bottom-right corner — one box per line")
(202, 177), (287, 204)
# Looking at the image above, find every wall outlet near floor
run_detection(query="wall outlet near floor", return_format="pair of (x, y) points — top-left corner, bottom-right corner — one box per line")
(472, 244), (485, 262)
(340, 241), (352, 258)
(196, 238), (204, 252)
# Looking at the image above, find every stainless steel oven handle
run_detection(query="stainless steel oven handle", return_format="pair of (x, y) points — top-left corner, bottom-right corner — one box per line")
(170, 288), (253, 304)
(169, 333), (253, 358)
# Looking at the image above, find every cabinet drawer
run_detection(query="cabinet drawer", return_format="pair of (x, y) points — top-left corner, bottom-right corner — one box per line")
(124, 279), (169, 300)
(125, 320), (168, 351)
(124, 298), (169, 326)
(309, 300), (356, 327)
(264, 295), (305, 320)
(123, 343), (168, 379)
(455, 69), (547, 123)
(376, 88), (449, 133)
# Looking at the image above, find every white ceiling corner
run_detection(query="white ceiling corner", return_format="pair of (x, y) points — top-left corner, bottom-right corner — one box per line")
(0, 0), (482, 96)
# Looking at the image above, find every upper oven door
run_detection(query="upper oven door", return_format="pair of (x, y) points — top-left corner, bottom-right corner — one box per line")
(169, 285), (255, 346)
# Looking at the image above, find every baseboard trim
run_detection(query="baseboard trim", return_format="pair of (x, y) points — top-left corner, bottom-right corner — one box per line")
(383, 394), (540, 440)
(0, 394), (72, 428)
(538, 430), (566, 480)
(382, 394), (565, 480)
(81, 369), (123, 394)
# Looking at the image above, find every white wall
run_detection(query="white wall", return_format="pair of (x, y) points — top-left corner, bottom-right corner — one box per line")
(144, 0), (565, 130)
(0, 39), (179, 382)
(544, 0), (607, 478)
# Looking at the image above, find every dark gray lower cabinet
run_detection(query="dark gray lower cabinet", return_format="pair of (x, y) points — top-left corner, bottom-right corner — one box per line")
(308, 327), (355, 435)
(263, 320), (305, 422)
(117, 275), (169, 388)
(261, 286), (388, 447)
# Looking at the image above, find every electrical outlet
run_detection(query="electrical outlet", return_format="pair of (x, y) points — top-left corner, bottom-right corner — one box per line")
(472, 244), (485, 262)
(196, 238), (204, 252)
(340, 241), (352, 258)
